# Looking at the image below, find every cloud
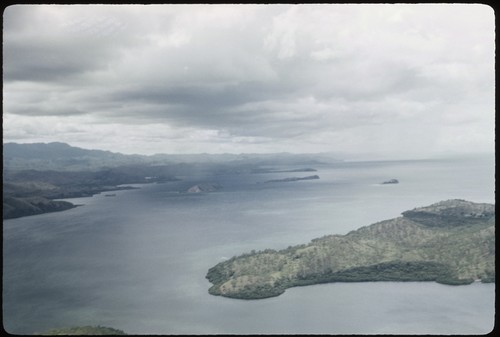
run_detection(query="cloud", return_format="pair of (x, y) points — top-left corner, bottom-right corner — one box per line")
(2, 4), (495, 157)
(3, 6), (132, 82)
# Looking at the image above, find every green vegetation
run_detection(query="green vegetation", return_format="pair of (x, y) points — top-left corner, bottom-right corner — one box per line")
(3, 144), (180, 219)
(39, 325), (126, 335)
(3, 196), (77, 219)
(206, 200), (495, 300)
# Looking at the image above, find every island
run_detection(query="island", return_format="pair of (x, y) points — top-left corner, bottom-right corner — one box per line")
(381, 179), (399, 184)
(264, 175), (320, 183)
(206, 199), (495, 300)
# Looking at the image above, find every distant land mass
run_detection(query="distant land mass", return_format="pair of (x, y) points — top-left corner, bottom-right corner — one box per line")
(206, 199), (495, 300)
(251, 168), (317, 174)
(3, 142), (336, 172)
(2, 142), (335, 219)
(264, 175), (320, 183)
(277, 168), (317, 173)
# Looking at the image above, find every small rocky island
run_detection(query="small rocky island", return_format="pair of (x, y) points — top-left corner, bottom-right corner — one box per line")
(186, 183), (222, 193)
(206, 199), (495, 300)
(381, 179), (399, 184)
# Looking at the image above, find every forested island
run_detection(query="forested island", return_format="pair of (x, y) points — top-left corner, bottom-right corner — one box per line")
(206, 199), (495, 300)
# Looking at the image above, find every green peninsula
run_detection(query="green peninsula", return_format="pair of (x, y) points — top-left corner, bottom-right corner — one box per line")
(206, 199), (495, 299)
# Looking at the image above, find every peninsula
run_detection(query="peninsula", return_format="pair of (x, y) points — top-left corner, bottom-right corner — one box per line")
(206, 199), (495, 299)
(187, 183), (222, 193)
(264, 175), (320, 183)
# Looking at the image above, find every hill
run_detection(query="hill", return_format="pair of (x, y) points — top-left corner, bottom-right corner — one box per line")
(2, 166), (179, 219)
(187, 182), (222, 193)
(2, 143), (175, 219)
(206, 199), (495, 299)
(3, 196), (77, 219)
(38, 325), (126, 335)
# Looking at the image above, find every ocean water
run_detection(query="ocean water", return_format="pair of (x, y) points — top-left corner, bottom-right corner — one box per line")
(3, 156), (495, 334)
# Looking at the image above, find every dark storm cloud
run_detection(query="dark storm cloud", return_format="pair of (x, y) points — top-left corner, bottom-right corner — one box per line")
(4, 40), (109, 82)
(3, 5), (145, 82)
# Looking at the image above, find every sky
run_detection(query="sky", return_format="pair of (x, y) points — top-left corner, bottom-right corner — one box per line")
(2, 4), (495, 158)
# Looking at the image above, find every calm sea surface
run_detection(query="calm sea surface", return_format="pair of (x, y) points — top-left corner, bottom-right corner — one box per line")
(3, 156), (495, 334)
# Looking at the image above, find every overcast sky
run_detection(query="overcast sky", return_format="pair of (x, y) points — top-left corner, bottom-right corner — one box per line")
(2, 4), (495, 158)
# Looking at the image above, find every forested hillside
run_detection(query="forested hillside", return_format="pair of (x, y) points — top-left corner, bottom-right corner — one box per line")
(206, 200), (495, 299)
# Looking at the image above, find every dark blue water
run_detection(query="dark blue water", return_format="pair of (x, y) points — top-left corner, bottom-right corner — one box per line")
(3, 157), (495, 334)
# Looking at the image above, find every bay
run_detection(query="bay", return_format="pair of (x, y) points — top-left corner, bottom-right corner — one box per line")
(3, 156), (495, 334)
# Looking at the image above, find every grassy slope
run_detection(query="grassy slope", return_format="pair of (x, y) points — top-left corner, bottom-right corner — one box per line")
(38, 325), (126, 335)
(206, 200), (495, 299)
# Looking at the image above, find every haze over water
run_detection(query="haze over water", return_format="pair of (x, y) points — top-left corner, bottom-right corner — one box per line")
(3, 156), (495, 334)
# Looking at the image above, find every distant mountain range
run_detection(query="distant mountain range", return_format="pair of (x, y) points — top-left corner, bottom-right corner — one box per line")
(4, 141), (120, 160)
(3, 142), (145, 171)
(3, 142), (337, 172)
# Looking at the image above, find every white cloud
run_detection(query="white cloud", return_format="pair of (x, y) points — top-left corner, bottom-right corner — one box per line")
(2, 4), (495, 158)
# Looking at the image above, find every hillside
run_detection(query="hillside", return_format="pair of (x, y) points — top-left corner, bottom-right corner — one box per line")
(2, 143), (176, 219)
(38, 325), (126, 335)
(2, 166), (177, 219)
(3, 196), (77, 219)
(206, 200), (495, 299)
